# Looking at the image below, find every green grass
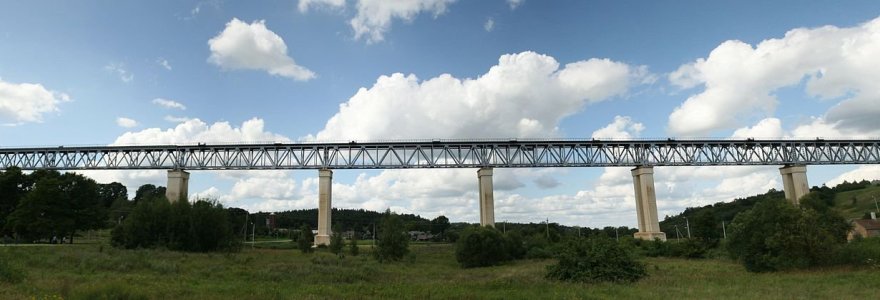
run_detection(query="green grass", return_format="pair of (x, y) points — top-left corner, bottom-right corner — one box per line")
(833, 185), (880, 219)
(0, 243), (878, 299)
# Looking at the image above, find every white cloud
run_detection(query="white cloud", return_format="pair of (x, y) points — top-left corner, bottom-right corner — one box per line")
(164, 115), (192, 123)
(313, 51), (642, 140)
(116, 117), (138, 128)
(791, 117), (880, 138)
(298, 0), (345, 13)
(349, 0), (455, 43)
(157, 58), (172, 70)
(507, 0), (523, 10)
(825, 166), (880, 187)
(668, 16), (880, 137)
(591, 115), (644, 139)
(152, 98), (186, 110)
(0, 78), (69, 125)
(731, 117), (784, 138)
(104, 63), (134, 83)
(208, 18), (316, 81)
(484, 18), (494, 32)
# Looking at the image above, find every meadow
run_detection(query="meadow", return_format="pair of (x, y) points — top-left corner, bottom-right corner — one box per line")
(1, 240), (879, 299)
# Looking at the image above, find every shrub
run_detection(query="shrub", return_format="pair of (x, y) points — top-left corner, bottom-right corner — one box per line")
(111, 198), (239, 252)
(298, 224), (314, 254)
(834, 237), (880, 268)
(546, 237), (647, 283)
(349, 234), (359, 256)
(374, 210), (409, 262)
(727, 197), (848, 272)
(455, 226), (508, 268)
(329, 228), (345, 256)
(503, 231), (526, 260)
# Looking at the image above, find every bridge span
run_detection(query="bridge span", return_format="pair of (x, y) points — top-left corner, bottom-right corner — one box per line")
(2, 139), (878, 244)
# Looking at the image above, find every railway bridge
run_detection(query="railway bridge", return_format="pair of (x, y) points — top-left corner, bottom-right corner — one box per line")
(3, 138), (879, 244)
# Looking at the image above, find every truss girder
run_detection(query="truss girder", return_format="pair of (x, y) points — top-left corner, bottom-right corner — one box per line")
(1, 140), (878, 170)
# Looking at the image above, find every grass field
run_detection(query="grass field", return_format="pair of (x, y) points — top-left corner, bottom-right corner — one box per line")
(834, 185), (880, 219)
(1, 241), (879, 299)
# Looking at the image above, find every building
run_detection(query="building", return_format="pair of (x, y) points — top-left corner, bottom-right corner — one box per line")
(848, 217), (880, 240)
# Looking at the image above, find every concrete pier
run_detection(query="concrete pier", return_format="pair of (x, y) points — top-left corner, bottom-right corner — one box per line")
(478, 168), (495, 227)
(166, 169), (190, 202)
(780, 165), (809, 205)
(631, 166), (666, 241)
(315, 169), (333, 246)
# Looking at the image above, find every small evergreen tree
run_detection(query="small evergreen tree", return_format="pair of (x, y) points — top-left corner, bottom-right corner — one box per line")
(329, 226), (345, 256)
(297, 224), (314, 253)
(349, 233), (360, 256)
(374, 210), (409, 262)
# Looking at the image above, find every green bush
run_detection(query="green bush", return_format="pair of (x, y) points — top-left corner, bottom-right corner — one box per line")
(349, 234), (360, 256)
(503, 231), (526, 260)
(298, 224), (314, 254)
(374, 210), (409, 262)
(546, 237), (647, 283)
(329, 229), (344, 256)
(727, 197), (848, 272)
(111, 198), (239, 252)
(834, 237), (880, 268)
(455, 226), (508, 268)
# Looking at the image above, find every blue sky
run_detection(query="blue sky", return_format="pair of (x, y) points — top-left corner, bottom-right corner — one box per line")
(1, 0), (879, 227)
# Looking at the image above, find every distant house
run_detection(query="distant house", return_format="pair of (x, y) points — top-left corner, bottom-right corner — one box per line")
(848, 218), (880, 240)
(408, 231), (434, 241)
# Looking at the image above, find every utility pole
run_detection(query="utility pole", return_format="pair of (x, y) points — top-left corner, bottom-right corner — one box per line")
(874, 195), (879, 213)
(251, 222), (255, 249)
(722, 221), (727, 239)
(685, 217), (691, 239)
(545, 218), (550, 240)
(243, 213), (249, 244)
(674, 225), (681, 239)
(615, 227), (619, 241)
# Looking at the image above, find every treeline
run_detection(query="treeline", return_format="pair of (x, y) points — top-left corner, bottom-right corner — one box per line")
(0, 167), (128, 243)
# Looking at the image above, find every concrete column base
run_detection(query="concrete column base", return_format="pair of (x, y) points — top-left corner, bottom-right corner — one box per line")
(314, 234), (330, 246)
(634, 232), (667, 241)
(632, 166), (666, 241)
(315, 169), (332, 246)
(780, 165), (809, 205)
(166, 169), (190, 202)
(478, 168), (495, 227)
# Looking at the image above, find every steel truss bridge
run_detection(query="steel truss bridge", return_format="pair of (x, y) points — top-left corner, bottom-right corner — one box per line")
(1, 139), (879, 171)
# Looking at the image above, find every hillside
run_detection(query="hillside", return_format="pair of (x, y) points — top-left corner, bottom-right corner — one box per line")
(832, 184), (880, 220)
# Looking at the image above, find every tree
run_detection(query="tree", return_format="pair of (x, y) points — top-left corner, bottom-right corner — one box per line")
(97, 182), (128, 208)
(455, 226), (508, 268)
(374, 210), (409, 262)
(329, 226), (345, 256)
(349, 233), (360, 256)
(430, 215), (450, 235)
(298, 224), (314, 253)
(63, 173), (106, 242)
(133, 184), (166, 204)
(546, 236), (647, 283)
(5, 172), (105, 243)
(0, 167), (29, 236)
(727, 197), (849, 272)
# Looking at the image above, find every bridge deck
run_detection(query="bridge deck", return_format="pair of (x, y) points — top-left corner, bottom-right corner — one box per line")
(1, 139), (878, 170)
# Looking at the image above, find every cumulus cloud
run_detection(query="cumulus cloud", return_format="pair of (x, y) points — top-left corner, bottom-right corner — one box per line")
(313, 51), (641, 140)
(157, 58), (172, 70)
(0, 78), (69, 125)
(825, 165), (880, 187)
(104, 63), (134, 83)
(731, 118), (784, 138)
(350, 0), (455, 43)
(591, 116), (644, 139)
(668, 16), (880, 137)
(298, 0), (345, 12)
(208, 18), (315, 81)
(507, 0), (523, 10)
(152, 98), (186, 110)
(116, 117), (138, 128)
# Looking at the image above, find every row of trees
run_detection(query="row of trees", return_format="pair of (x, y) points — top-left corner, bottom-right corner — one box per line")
(0, 167), (127, 243)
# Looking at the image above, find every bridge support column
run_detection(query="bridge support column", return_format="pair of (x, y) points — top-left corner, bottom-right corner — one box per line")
(166, 169), (189, 202)
(780, 165), (809, 205)
(631, 166), (666, 241)
(478, 168), (495, 227)
(315, 169), (333, 246)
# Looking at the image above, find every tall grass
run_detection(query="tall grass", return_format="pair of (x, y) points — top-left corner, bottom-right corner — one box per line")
(1, 242), (879, 299)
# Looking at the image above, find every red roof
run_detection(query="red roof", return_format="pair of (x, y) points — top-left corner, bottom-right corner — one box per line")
(853, 219), (880, 231)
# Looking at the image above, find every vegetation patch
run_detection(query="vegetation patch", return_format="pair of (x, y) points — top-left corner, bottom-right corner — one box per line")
(546, 236), (647, 283)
